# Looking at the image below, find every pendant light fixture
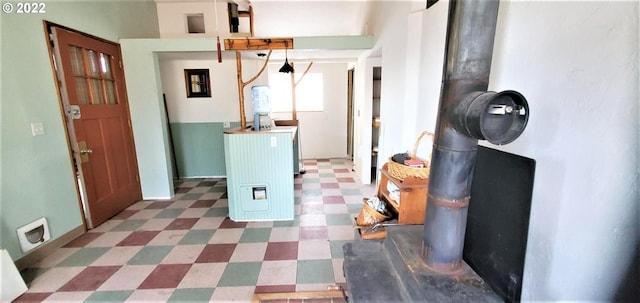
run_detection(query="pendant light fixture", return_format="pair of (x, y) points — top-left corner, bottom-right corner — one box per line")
(279, 42), (294, 73)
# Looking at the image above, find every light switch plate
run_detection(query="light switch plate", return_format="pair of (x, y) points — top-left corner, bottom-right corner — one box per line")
(31, 122), (45, 136)
(223, 121), (231, 128)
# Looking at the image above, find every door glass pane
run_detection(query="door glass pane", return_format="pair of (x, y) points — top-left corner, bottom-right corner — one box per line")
(69, 46), (85, 76)
(100, 53), (113, 80)
(75, 77), (90, 105)
(90, 79), (105, 104)
(105, 80), (117, 104)
(87, 50), (100, 78)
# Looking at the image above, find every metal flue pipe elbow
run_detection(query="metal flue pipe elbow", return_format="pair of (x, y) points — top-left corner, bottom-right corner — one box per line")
(422, 0), (529, 273)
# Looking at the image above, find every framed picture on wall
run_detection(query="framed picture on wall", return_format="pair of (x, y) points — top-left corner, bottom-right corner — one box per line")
(184, 69), (211, 98)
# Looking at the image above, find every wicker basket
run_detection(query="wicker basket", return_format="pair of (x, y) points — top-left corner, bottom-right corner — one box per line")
(387, 131), (434, 181)
(356, 199), (390, 226)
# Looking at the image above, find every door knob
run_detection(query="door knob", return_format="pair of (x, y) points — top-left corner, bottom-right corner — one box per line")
(77, 141), (91, 163)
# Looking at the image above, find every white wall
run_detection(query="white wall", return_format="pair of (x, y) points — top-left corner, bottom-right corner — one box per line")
(270, 62), (350, 159)
(369, 0), (639, 301)
(159, 55), (267, 123)
(156, 1), (230, 38)
(489, 2), (639, 300)
(251, 1), (370, 37)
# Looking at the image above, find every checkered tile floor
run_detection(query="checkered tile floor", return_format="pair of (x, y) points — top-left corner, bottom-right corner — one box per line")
(16, 159), (374, 302)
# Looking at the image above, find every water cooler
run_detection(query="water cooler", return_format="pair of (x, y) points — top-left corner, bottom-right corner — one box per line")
(252, 85), (272, 131)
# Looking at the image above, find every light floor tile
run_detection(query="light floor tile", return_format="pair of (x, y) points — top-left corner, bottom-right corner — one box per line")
(162, 244), (206, 264)
(177, 207), (209, 218)
(297, 240), (332, 260)
(167, 200), (196, 209)
(42, 290), (92, 302)
(332, 259), (346, 283)
(208, 228), (244, 244)
(268, 227), (300, 242)
(229, 242), (268, 262)
(210, 286), (255, 302)
(125, 289), (174, 302)
(200, 192), (225, 200)
(176, 263), (227, 289)
(147, 230), (188, 246)
(327, 226), (356, 240)
(246, 221), (275, 228)
(139, 218), (173, 231)
(256, 260), (297, 286)
(98, 265), (155, 290)
(298, 214), (326, 227)
(191, 217), (225, 230)
(323, 204), (349, 214)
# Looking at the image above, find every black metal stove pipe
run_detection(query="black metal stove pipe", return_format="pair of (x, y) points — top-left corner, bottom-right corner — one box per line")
(422, 0), (501, 273)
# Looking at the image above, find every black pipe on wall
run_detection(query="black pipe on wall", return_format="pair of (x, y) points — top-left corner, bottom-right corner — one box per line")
(423, 0), (529, 273)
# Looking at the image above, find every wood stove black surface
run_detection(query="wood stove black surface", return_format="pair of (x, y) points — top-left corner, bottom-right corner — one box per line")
(463, 146), (536, 302)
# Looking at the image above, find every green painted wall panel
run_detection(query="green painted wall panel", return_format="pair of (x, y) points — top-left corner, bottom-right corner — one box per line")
(170, 122), (239, 177)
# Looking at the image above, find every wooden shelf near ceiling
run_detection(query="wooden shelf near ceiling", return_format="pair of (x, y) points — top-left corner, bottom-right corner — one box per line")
(224, 38), (294, 50)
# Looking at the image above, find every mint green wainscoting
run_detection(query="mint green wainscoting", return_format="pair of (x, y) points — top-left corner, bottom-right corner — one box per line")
(170, 122), (239, 177)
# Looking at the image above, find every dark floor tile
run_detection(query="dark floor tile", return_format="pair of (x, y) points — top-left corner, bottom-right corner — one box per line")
(197, 181), (217, 187)
(116, 231), (160, 246)
(112, 209), (139, 220)
(254, 284), (297, 293)
(165, 218), (199, 230)
(176, 187), (191, 193)
(264, 242), (298, 261)
(137, 264), (192, 289)
(58, 266), (121, 291)
(195, 244), (237, 263)
(145, 201), (173, 209)
(323, 196), (346, 204)
(64, 232), (104, 247)
(320, 183), (340, 189)
(13, 292), (52, 302)
(219, 217), (248, 229)
(190, 199), (216, 208)
(333, 168), (350, 173)
(337, 177), (355, 183)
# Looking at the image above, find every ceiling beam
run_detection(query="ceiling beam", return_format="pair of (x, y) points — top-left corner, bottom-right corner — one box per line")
(224, 38), (294, 50)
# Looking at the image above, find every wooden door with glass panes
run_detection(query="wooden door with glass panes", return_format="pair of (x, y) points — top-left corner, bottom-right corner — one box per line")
(52, 27), (141, 228)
